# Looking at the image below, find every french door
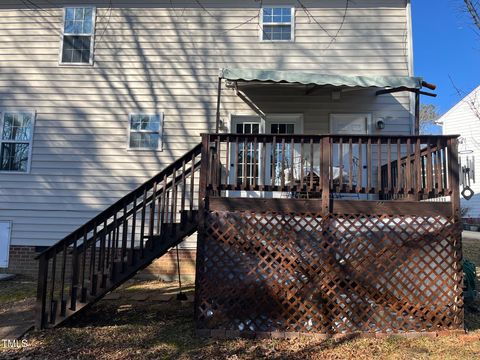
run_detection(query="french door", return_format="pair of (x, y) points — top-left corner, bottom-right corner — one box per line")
(230, 115), (302, 193)
(330, 113), (370, 196)
(266, 115), (303, 187)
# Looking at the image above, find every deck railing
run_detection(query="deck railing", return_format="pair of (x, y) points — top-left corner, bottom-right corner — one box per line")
(203, 133), (459, 201)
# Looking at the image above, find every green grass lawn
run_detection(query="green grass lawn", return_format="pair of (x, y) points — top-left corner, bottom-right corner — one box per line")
(0, 235), (479, 360)
(0, 276), (36, 304)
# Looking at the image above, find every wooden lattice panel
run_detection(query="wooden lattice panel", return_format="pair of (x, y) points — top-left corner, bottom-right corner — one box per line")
(195, 210), (463, 334)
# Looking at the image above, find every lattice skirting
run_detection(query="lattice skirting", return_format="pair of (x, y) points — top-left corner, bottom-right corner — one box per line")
(194, 210), (464, 335)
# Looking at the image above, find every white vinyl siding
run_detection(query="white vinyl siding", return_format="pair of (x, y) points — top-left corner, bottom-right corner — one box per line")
(0, 0), (412, 249)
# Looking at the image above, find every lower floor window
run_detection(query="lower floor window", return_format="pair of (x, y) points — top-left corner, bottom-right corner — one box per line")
(0, 111), (35, 172)
(128, 113), (163, 150)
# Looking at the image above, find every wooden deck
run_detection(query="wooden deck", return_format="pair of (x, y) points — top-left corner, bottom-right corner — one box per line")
(35, 133), (463, 335)
(195, 133), (464, 335)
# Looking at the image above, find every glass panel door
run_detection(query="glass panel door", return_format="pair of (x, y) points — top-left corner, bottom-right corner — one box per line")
(236, 122), (260, 186)
(270, 122), (296, 185)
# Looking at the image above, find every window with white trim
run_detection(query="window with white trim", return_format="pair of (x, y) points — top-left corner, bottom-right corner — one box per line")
(0, 111), (35, 172)
(60, 7), (95, 64)
(128, 114), (163, 150)
(261, 7), (294, 41)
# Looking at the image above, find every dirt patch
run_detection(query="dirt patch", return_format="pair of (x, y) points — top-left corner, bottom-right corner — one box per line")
(1, 234), (480, 359)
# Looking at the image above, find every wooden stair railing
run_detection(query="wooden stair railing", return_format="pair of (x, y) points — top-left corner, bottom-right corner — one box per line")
(35, 143), (202, 329)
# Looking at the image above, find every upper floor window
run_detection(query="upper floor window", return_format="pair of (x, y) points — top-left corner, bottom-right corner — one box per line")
(60, 7), (96, 65)
(260, 7), (294, 41)
(128, 114), (164, 150)
(0, 111), (36, 173)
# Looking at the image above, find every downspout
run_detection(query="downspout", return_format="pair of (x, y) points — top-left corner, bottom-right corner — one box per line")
(215, 77), (222, 133)
(406, 0), (416, 135)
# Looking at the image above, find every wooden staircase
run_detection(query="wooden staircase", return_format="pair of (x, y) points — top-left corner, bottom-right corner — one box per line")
(35, 144), (202, 329)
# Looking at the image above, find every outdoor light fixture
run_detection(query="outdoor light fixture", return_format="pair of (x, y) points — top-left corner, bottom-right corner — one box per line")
(376, 119), (386, 130)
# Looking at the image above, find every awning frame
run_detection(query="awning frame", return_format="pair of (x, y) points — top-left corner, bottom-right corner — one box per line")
(215, 68), (437, 136)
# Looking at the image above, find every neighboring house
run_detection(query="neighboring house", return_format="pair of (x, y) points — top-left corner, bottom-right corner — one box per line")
(440, 85), (480, 222)
(0, 0), (418, 277)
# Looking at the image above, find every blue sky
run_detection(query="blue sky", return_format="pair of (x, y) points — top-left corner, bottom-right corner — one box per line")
(413, 0), (480, 114)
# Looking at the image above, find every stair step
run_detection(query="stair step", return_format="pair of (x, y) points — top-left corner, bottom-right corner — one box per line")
(42, 219), (198, 329)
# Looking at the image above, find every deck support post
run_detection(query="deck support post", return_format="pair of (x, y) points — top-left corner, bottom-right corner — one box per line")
(35, 255), (49, 329)
(194, 134), (210, 328)
(321, 136), (331, 214)
(215, 78), (222, 133)
(447, 137), (460, 221)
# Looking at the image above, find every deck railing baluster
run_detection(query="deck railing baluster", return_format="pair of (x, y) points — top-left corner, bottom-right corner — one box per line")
(309, 138), (314, 192)
(415, 138), (422, 198)
(59, 242), (67, 316)
(396, 139), (401, 194)
(338, 137), (343, 192)
(90, 225), (97, 294)
(49, 252), (57, 324)
(348, 138), (353, 192)
(253, 136), (259, 191)
(377, 138), (381, 195)
(426, 141), (433, 195)
(281, 138), (286, 189)
(272, 136), (277, 188)
(386, 138), (391, 194)
(289, 138), (294, 192)
(261, 136), (267, 191)
(129, 200), (137, 266)
(150, 181), (157, 243)
(70, 234), (79, 311)
(121, 203), (128, 273)
(225, 136), (230, 188)
(436, 138), (443, 194)
(300, 138), (305, 191)
(357, 138), (363, 193)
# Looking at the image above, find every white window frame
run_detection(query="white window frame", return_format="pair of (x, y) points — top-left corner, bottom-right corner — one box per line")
(0, 109), (36, 174)
(127, 113), (164, 151)
(59, 6), (96, 66)
(259, 6), (295, 42)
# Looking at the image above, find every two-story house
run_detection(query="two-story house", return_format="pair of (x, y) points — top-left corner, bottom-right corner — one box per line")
(1, 0), (417, 276)
(0, 1), (464, 335)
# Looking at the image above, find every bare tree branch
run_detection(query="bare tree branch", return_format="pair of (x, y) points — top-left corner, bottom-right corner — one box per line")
(464, 0), (480, 31)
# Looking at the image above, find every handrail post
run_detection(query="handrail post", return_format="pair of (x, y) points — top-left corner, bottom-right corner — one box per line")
(321, 136), (331, 214)
(447, 137), (460, 221)
(35, 254), (49, 329)
(199, 134), (210, 213)
(194, 134), (210, 326)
